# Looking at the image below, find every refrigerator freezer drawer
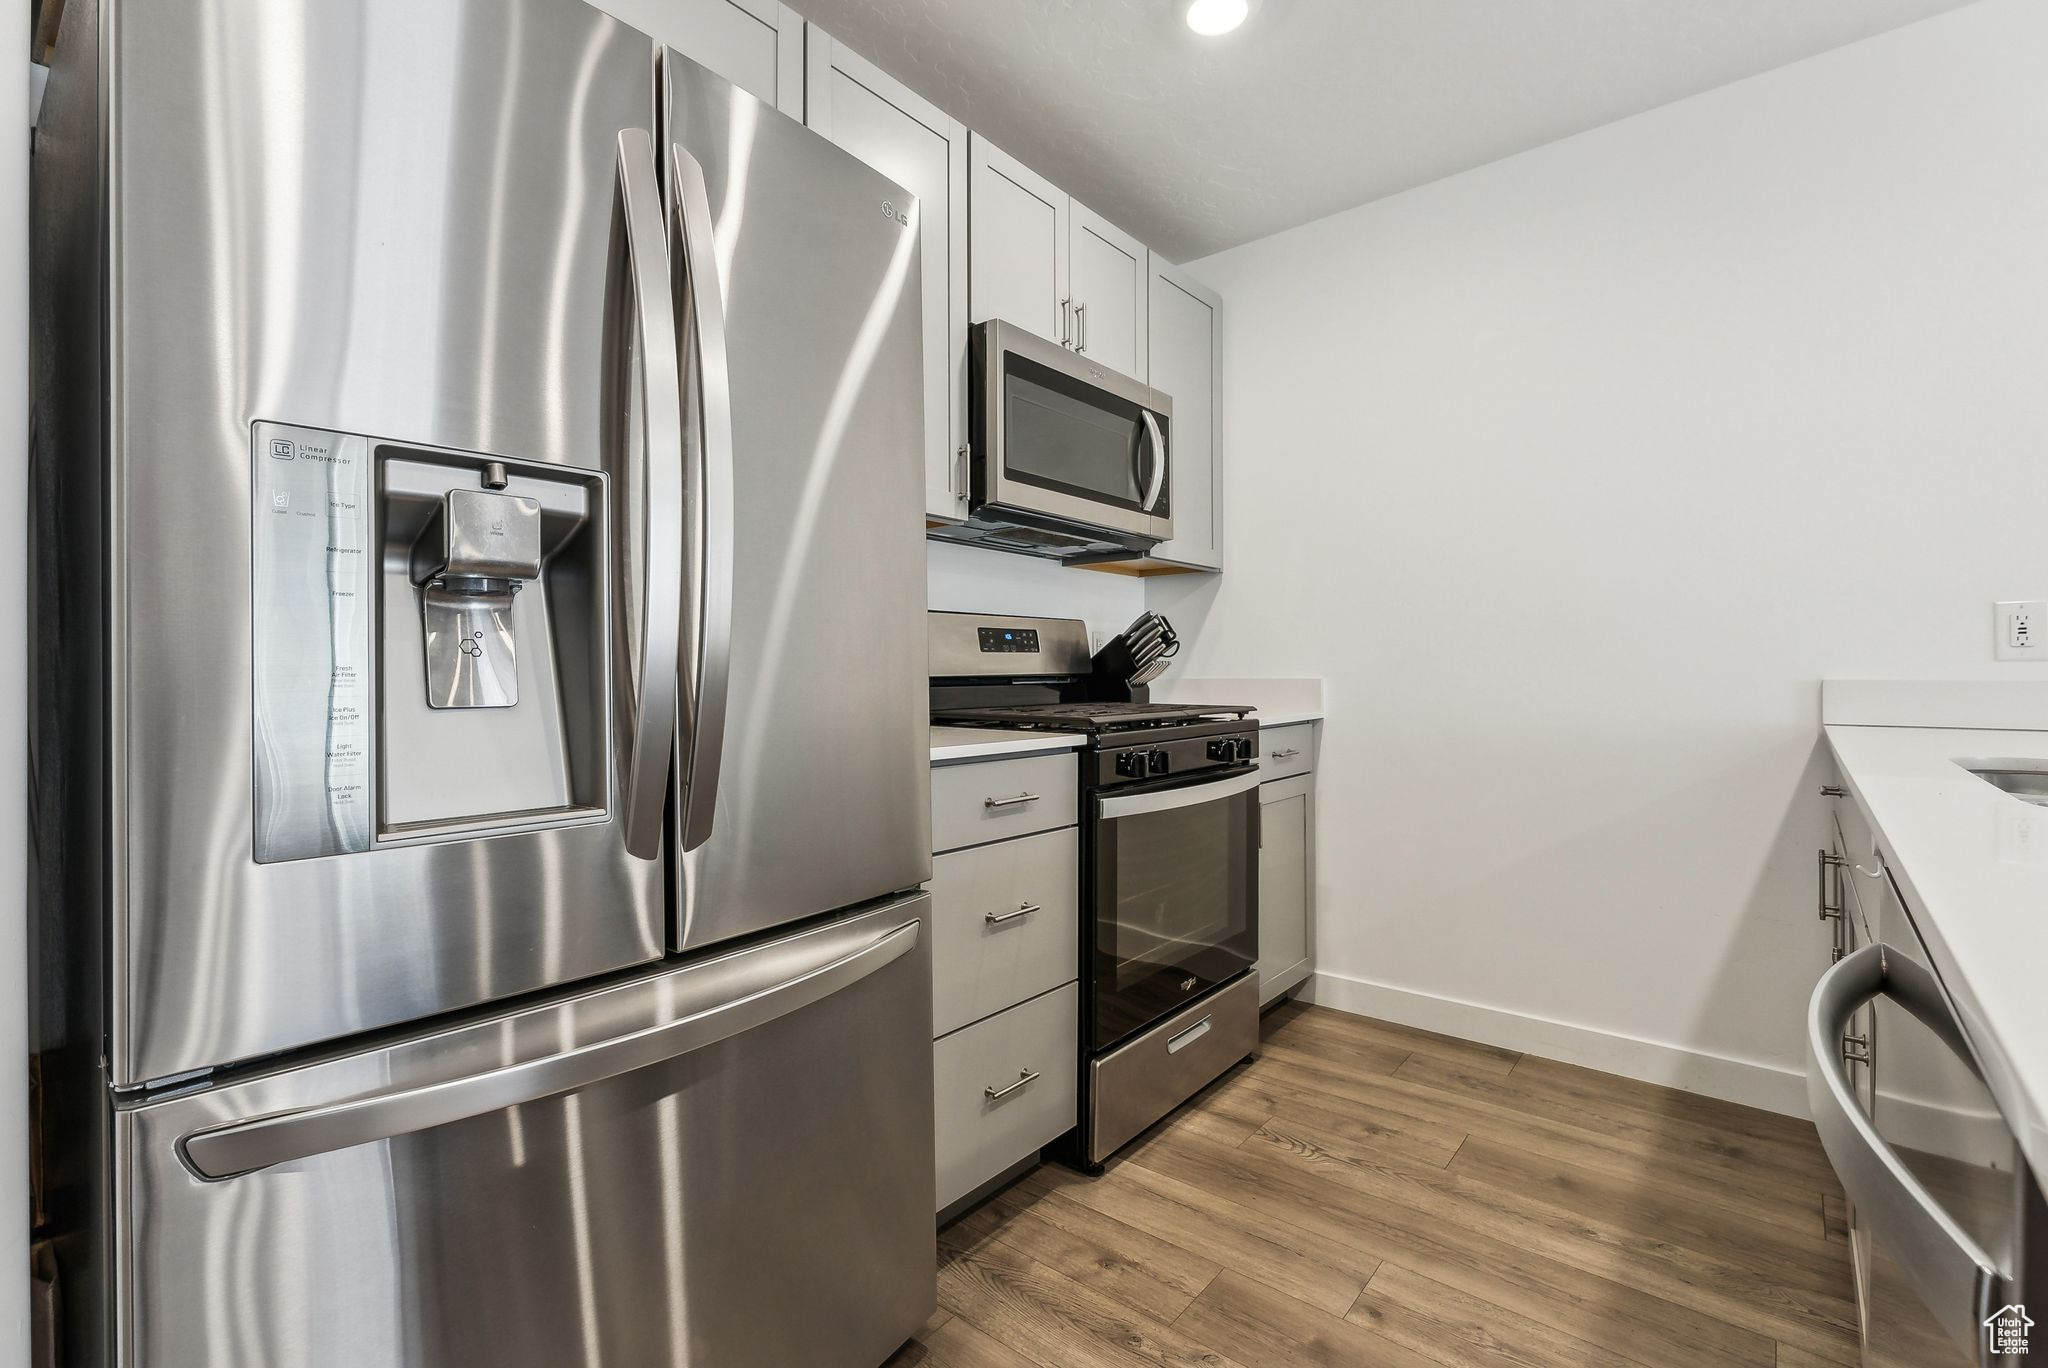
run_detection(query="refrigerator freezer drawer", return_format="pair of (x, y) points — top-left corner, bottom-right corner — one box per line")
(113, 895), (935, 1368)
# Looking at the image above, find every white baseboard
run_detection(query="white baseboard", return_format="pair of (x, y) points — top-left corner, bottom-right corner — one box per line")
(1297, 970), (1811, 1119)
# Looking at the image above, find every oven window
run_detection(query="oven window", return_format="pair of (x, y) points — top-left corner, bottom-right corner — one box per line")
(1093, 782), (1255, 1050)
(1003, 354), (1168, 516)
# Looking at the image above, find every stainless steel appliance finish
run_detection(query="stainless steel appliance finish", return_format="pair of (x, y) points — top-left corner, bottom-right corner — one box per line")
(929, 321), (1173, 562)
(122, 896), (935, 1368)
(35, 2), (937, 1364)
(928, 610), (1093, 679)
(1806, 871), (2038, 1368)
(1088, 970), (1260, 1163)
(74, 0), (670, 1085)
(664, 48), (930, 952)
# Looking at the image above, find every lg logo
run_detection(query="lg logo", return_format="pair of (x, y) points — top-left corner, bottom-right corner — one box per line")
(881, 200), (911, 228)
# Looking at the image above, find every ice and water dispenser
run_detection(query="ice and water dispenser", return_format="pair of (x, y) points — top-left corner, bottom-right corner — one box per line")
(251, 421), (609, 862)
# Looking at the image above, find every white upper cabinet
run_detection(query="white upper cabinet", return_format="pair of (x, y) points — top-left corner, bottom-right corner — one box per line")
(969, 136), (1149, 384)
(593, 0), (803, 117)
(1068, 204), (1147, 380)
(806, 26), (970, 522)
(967, 135), (1069, 345)
(1147, 258), (1221, 570)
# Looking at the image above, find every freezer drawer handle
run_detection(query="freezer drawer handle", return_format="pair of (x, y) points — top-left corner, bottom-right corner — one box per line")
(1806, 942), (2007, 1362)
(607, 128), (686, 860)
(984, 792), (1041, 810)
(985, 903), (1042, 926)
(984, 1069), (1041, 1101)
(179, 919), (922, 1182)
(670, 139), (735, 856)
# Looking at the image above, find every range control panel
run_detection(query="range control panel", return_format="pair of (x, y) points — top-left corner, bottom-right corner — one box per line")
(977, 626), (1040, 654)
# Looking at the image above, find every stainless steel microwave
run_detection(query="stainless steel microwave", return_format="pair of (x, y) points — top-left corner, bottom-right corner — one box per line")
(934, 319), (1173, 562)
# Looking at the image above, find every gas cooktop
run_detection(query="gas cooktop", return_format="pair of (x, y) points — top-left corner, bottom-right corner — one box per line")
(931, 701), (1253, 734)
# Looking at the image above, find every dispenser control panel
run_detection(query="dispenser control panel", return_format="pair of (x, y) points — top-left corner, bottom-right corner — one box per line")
(251, 420), (375, 862)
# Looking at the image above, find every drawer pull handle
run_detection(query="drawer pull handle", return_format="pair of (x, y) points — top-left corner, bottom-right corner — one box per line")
(1167, 1017), (1212, 1054)
(985, 903), (1042, 926)
(984, 1068), (1041, 1101)
(1269, 748), (1301, 760)
(984, 792), (1042, 810)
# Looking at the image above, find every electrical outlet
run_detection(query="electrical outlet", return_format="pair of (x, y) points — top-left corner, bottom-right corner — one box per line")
(1995, 601), (2048, 661)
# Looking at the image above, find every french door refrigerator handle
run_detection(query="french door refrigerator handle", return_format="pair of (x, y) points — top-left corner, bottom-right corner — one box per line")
(1806, 942), (2005, 1363)
(180, 919), (923, 1181)
(1098, 768), (1261, 820)
(1139, 409), (1167, 513)
(669, 139), (735, 854)
(608, 128), (686, 860)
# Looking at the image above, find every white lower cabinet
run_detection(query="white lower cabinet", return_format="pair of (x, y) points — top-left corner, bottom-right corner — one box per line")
(1257, 725), (1318, 1005)
(932, 982), (1080, 1211)
(928, 750), (1081, 1212)
(930, 827), (1080, 1037)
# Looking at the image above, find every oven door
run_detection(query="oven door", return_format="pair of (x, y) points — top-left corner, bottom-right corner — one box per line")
(1091, 768), (1259, 1051)
(975, 320), (1172, 545)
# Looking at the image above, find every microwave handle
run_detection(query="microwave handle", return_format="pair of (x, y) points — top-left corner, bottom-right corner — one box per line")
(1806, 942), (2005, 1362)
(1139, 410), (1167, 514)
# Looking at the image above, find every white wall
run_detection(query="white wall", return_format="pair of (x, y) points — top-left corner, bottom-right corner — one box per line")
(1151, 0), (2048, 1111)
(928, 543), (1143, 646)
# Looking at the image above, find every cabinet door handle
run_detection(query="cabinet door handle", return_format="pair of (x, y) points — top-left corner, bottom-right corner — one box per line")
(1059, 298), (1072, 346)
(1270, 748), (1301, 760)
(984, 792), (1041, 810)
(1074, 302), (1087, 353)
(985, 902), (1042, 926)
(954, 443), (970, 498)
(1816, 849), (1846, 923)
(984, 1068), (1041, 1101)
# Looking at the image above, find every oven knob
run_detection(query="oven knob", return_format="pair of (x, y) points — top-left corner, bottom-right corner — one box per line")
(1148, 750), (1170, 775)
(1235, 737), (1256, 762)
(1115, 750), (1147, 778)
(1207, 739), (1235, 762)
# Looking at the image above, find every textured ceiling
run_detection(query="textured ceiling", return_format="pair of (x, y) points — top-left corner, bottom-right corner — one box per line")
(794, 0), (1979, 262)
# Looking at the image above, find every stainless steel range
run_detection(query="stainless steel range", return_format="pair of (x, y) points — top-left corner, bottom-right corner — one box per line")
(929, 612), (1262, 1168)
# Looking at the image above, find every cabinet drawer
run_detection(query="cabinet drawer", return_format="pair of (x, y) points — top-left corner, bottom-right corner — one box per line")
(1260, 723), (1315, 781)
(933, 982), (1078, 1210)
(931, 752), (1078, 853)
(931, 827), (1080, 1036)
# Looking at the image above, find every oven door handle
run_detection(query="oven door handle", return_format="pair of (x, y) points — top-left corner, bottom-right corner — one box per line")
(1098, 768), (1261, 820)
(1806, 942), (2006, 1362)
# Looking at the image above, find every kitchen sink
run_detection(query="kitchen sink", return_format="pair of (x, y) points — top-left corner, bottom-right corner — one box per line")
(1956, 760), (2048, 806)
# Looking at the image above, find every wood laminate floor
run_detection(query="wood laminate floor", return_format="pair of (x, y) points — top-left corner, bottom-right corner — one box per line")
(889, 1000), (1857, 1368)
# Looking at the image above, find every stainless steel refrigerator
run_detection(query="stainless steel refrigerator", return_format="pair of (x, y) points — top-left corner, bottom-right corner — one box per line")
(30, 2), (934, 1365)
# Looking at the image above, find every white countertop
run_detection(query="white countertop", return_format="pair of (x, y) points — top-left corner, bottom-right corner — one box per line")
(1150, 676), (1324, 729)
(929, 725), (1085, 763)
(1826, 720), (2048, 1175)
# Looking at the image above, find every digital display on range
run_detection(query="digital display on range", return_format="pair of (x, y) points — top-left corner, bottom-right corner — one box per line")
(977, 626), (1040, 654)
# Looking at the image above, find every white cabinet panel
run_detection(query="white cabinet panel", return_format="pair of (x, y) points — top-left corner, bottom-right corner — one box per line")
(968, 134), (1069, 344)
(596, 0), (802, 116)
(806, 28), (969, 521)
(1069, 202), (1147, 380)
(929, 827), (1080, 1037)
(1258, 772), (1314, 1005)
(1147, 258), (1221, 570)
(933, 983), (1079, 1211)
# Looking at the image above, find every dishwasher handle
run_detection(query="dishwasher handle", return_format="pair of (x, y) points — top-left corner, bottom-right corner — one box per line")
(1806, 942), (2006, 1363)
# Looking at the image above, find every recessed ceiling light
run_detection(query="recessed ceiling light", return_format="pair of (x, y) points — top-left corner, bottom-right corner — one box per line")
(1184, 0), (1250, 37)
